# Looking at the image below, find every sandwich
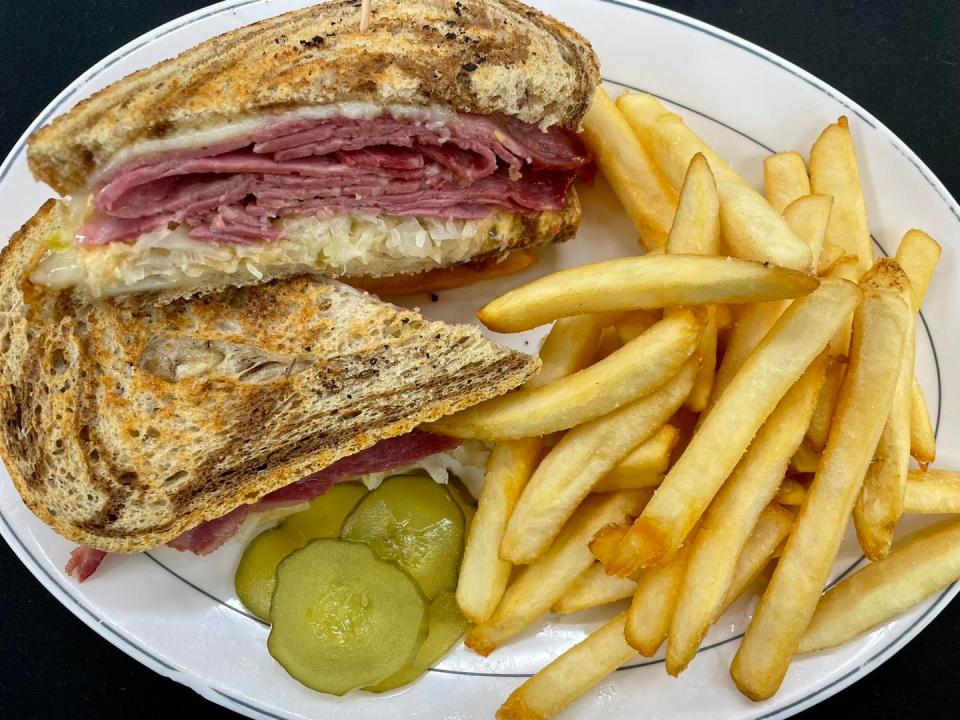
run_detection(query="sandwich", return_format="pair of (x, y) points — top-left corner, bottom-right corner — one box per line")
(0, 200), (539, 579)
(25, 0), (600, 300)
(0, 0), (600, 580)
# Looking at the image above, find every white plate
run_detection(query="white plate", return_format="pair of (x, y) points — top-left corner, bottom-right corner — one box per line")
(1, 1), (957, 718)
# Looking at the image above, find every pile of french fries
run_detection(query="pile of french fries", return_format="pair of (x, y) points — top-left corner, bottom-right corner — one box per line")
(432, 88), (960, 718)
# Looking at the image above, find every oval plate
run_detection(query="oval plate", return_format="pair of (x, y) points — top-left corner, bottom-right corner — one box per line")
(0, 1), (957, 719)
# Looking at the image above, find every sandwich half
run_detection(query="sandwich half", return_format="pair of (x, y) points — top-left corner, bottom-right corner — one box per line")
(0, 201), (538, 573)
(26, 0), (600, 299)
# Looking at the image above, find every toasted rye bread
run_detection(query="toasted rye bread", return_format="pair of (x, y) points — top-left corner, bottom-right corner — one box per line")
(28, 0), (600, 195)
(0, 201), (538, 552)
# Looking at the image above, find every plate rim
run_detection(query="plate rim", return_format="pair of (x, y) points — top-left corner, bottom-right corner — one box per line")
(0, 1), (957, 719)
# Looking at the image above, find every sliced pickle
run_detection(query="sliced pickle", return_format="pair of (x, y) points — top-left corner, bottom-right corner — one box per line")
(235, 483), (367, 621)
(340, 474), (465, 599)
(268, 539), (427, 696)
(365, 590), (470, 692)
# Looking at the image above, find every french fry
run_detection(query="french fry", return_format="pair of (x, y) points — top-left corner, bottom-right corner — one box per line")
(666, 358), (826, 675)
(715, 304), (734, 333)
(478, 255), (818, 333)
(589, 522), (631, 568)
(580, 87), (679, 250)
(894, 228), (941, 308)
(466, 491), (649, 655)
(910, 378), (936, 465)
(855, 263), (914, 560)
(808, 117), (873, 276)
(789, 439), (822, 474)
(345, 248), (537, 295)
(606, 279), (862, 576)
(774, 478), (809, 507)
(615, 309), (661, 343)
(720, 504), (795, 608)
(905, 470), (960, 513)
(457, 439), (543, 623)
(779, 469), (960, 514)
(431, 308), (705, 440)
(782, 194), (832, 275)
(764, 151), (811, 214)
(625, 541), (690, 656)
(824, 255), (861, 356)
(592, 424), (679, 492)
(666, 153), (722, 256)
(496, 612), (637, 720)
(799, 517), (960, 654)
(807, 357), (847, 450)
(666, 153), (721, 411)
(895, 229), (942, 465)
(500, 361), (697, 563)
(617, 92), (812, 271)
(731, 260), (911, 701)
(709, 299), (790, 408)
(552, 563), (637, 614)
(527, 315), (609, 389)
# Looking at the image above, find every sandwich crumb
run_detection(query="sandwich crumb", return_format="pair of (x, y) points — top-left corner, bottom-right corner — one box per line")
(430, 293), (439, 302)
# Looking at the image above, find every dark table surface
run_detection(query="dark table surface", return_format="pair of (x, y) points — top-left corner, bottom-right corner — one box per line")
(1, 1), (958, 718)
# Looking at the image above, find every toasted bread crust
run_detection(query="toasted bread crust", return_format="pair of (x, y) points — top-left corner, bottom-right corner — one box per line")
(0, 201), (538, 552)
(28, 0), (600, 194)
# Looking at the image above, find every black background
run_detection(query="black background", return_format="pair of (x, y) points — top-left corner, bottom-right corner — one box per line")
(1, 1), (958, 718)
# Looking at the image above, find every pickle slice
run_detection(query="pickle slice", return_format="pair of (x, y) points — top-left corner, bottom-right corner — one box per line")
(235, 483), (367, 621)
(365, 590), (470, 692)
(340, 475), (465, 599)
(268, 539), (428, 696)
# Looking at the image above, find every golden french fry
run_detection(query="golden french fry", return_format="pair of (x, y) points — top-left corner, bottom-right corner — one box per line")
(580, 87), (678, 250)
(500, 361), (697, 563)
(665, 357), (827, 676)
(496, 612), (637, 720)
(895, 228), (941, 309)
(764, 151), (811, 214)
(666, 153), (722, 256)
(824, 254), (861, 356)
(709, 299), (790, 408)
(592, 424), (679, 492)
(894, 228), (942, 465)
(625, 541), (690, 656)
(779, 470), (960, 514)
(666, 153), (721, 411)
(783, 194), (832, 275)
(774, 478), (809, 507)
(800, 517), (960, 654)
(910, 378), (936, 465)
(617, 92), (812, 271)
(478, 255), (818, 333)
(607, 279), (862, 576)
(855, 264), (914, 560)
(816, 244), (848, 276)
(431, 308), (705, 440)
(552, 563), (637, 614)
(466, 491), (649, 656)
(809, 117), (873, 276)
(807, 357), (847, 450)
(721, 504), (795, 608)
(789, 439), (822, 474)
(589, 522), (631, 568)
(905, 470), (960, 513)
(731, 259), (911, 701)
(527, 315), (610, 389)
(615, 309), (661, 343)
(457, 439), (543, 623)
